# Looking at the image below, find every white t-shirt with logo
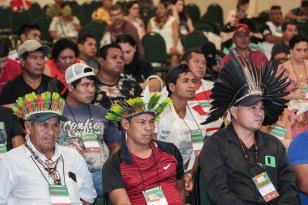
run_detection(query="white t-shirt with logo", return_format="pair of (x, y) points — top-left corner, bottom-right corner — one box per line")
(156, 105), (205, 170)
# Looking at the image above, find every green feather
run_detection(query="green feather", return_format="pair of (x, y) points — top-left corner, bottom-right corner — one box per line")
(11, 106), (19, 114)
(127, 97), (144, 107)
(147, 93), (161, 110)
(105, 112), (122, 121)
(154, 98), (173, 115)
(16, 97), (25, 108)
(110, 104), (125, 115)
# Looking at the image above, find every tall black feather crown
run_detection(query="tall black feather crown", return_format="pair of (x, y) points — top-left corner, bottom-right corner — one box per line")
(204, 50), (289, 126)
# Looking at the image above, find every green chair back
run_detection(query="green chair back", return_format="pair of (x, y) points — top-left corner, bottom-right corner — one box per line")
(192, 167), (212, 205)
(11, 11), (32, 35)
(0, 8), (12, 35)
(141, 32), (168, 64)
(186, 4), (201, 26)
(182, 31), (208, 51)
(32, 16), (52, 44)
(79, 22), (107, 44)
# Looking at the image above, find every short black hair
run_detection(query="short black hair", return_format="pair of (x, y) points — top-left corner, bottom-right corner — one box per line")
(289, 34), (307, 49)
(270, 5), (281, 11)
(282, 21), (297, 32)
(51, 38), (79, 60)
(60, 2), (70, 9)
(236, 0), (249, 9)
(165, 64), (191, 94)
(98, 42), (122, 59)
(110, 4), (122, 12)
(183, 48), (204, 62)
(0, 38), (10, 57)
(126, 0), (139, 10)
(19, 24), (40, 36)
(71, 74), (96, 88)
(302, 0), (308, 8)
(115, 34), (136, 47)
(77, 34), (96, 44)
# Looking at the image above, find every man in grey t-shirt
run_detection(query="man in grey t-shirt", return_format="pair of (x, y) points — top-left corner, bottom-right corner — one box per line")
(59, 63), (120, 197)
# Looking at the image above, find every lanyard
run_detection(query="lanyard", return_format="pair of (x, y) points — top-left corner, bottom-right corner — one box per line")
(174, 105), (203, 135)
(237, 136), (261, 166)
(0, 128), (6, 144)
(133, 147), (160, 192)
(66, 103), (93, 123)
(25, 143), (66, 185)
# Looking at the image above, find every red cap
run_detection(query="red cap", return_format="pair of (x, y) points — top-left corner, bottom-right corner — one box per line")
(234, 23), (249, 36)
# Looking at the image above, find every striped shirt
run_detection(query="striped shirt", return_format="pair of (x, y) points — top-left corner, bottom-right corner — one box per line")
(103, 140), (184, 205)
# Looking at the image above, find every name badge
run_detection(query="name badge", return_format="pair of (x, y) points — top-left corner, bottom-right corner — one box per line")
(304, 86), (308, 98)
(191, 130), (204, 151)
(0, 143), (7, 154)
(269, 125), (286, 139)
(143, 186), (168, 205)
(81, 133), (101, 153)
(49, 185), (71, 205)
(252, 172), (279, 202)
(199, 100), (211, 108)
(0, 122), (7, 155)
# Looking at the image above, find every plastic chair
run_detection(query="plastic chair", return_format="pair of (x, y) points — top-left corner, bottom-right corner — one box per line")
(79, 21), (107, 44)
(202, 3), (224, 30)
(141, 32), (168, 66)
(182, 31), (208, 51)
(186, 3), (201, 26)
(192, 168), (213, 205)
(0, 7), (12, 35)
(11, 11), (32, 35)
(196, 20), (221, 36)
(28, 3), (44, 20)
(297, 22), (308, 38)
(32, 16), (52, 44)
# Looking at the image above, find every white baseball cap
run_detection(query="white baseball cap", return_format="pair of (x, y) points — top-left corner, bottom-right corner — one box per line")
(65, 63), (95, 84)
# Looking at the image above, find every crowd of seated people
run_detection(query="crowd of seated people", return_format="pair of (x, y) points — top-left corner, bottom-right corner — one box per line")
(0, 0), (308, 204)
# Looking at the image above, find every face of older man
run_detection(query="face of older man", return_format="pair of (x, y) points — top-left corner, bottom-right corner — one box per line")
(25, 116), (60, 154)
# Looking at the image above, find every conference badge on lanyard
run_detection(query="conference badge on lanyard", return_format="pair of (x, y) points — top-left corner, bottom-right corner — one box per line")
(49, 185), (71, 205)
(143, 186), (168, 205)
(252, 171), (279, 202)
(269, 125), (286, 139)
(191, 129), (204, 151)
(199, 100), (211, 108)
(81, 133), (101, 153)
(0, 122), (7, 155)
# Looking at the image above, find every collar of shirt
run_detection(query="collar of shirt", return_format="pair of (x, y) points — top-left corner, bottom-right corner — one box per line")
(24, 136), (62, 161)
(225, 124), (266, 149)
(119, 132), (166, 164)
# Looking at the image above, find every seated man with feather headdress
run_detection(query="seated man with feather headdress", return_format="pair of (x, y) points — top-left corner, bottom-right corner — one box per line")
(199, 51), (299, 205)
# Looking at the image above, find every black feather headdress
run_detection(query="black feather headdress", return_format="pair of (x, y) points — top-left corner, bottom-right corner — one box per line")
(203, 50), (289, 126)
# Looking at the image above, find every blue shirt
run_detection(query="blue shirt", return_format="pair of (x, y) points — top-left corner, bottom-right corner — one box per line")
(288, 131), (308, 204)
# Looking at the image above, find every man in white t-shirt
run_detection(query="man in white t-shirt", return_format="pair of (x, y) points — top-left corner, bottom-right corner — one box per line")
(183, 48), (223, 136)
(156, 64), (204, 194)
(261, 5), (283, 59)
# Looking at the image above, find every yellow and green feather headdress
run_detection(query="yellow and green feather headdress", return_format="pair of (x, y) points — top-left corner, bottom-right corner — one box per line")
(106, 87), (172, 121)
(12, 91), (65, 121)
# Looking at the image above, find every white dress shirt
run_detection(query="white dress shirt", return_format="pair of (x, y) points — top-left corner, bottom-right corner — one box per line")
(0, 138), (96, 205)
